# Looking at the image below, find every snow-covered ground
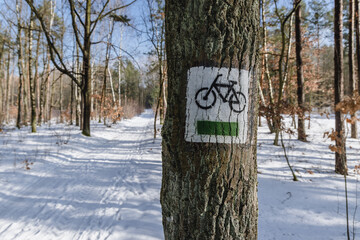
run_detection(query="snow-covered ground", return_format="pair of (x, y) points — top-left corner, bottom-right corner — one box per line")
(258, 115), (360, 240)
(0, 110), (163, 240)
(0, 110), (360, 239)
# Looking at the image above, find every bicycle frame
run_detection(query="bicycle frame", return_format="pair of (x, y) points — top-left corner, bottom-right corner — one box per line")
(204, 74), (240, 103)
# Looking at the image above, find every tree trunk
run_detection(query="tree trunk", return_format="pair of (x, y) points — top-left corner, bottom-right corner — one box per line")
(108, 67), (116, 105)
(33, 31), (41, 125)
(357, 0), (360, 96)
(49, 72), (55, 122)
(261, 0), (275, 133)
(28, 3), (37, 133)
(75, 86), (81, 126)
(22, 38), (29, 126)
(295, 0), (306, 141)
(16, 0), (23, 129)
(75, 41), (81, 127)
(349, 0), (357, 138)
(118, 25), (123, 108)
(161, 0), (259, 239)
(70, 80), (74, 125)
(273, 10), (295, 146)
(100, 20), (114, 124)
(5, 51), (11, 123)
(334, 0), (347, 175)
(59, 75), (63, 123)
(80, 0), (92, 136)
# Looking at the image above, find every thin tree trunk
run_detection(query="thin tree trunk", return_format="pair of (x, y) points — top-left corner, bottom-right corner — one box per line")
(75, 41), (81, 127)
(295, 0), (306, 141)
(118, 25), (123, 107)
(261, 0), (275, 133)
(23, 34), (29, 126)
(49, 71), (55, 122)
(70, 80), (74, 125)
(16, 0), (23, 129)
(108, 67), (116, 104)
(39, 53), (49, 125)
(154, 72), (163, 139)
(59, 0), (64, 123)
(33, 31), (41, 125)
(5, 51), (11, 123)
(357, 0), (360, 96)
(75, 85), (81, 126)
(91, 61), (95, 120)
(161, 0), (259, 238)
(349, 0), (357, 138)
(59, 76), (63, 122)
(272, 2), (300, 146)
(28, 3), (37, 132)
(334, 0), (347, 175)
(79, 0), (92, 136)
(0, 40), (5, 116)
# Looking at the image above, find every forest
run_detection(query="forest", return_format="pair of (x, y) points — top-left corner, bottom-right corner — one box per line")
(0, 0), (359, 239)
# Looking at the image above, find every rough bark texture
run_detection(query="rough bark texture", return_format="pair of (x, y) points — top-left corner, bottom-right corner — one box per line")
(80, 0), (92, 136)
(295, 0), (306, 142)
(334, 0), (347, 175)
(161, 1), (259, 239)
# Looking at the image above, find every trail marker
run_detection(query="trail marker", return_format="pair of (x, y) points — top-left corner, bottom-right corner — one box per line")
(185, 67), (249, 144)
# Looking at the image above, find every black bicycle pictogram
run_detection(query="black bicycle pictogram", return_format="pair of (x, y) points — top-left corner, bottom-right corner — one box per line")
(195, 74), (246, 113)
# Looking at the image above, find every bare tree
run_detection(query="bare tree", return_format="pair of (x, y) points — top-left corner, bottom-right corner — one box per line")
(145, 0), (166, 138)
(25, 0), (135, 136)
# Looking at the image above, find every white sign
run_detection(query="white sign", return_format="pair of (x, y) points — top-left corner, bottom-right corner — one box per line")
(185, 67), (249, 144)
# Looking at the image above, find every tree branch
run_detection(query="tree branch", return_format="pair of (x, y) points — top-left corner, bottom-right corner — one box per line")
(68, 0), (85, 53)
(24, 0), (82, 88)
(90, 0), (137, 35)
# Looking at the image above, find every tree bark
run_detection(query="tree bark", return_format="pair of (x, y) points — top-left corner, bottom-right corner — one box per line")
(357, 0), (360, 96)
(261, 0), (275, 133)
(16, 0), (23, 129)
(70, 79), (74, 125)
(5, 51), (11, 123)
(295, 0), (306, 141)
(334, 0), (347, 175)
(28, 2), (37, 132)
(349, 0), (357, 138)
(81, 0), (92, 136)
(161, 0), (259, 239)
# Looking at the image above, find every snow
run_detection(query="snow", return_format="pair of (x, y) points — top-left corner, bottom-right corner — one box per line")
(0, 110), (360, 239)
(0, 110), (163, 240)
(258, 115), (360, 240)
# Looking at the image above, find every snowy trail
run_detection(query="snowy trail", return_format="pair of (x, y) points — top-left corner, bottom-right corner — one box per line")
(0, 109), (163, 240)
(2, 111), (360, 239)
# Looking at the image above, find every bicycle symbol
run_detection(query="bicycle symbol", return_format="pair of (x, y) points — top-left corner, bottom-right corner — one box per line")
(195, 74), (246, 113)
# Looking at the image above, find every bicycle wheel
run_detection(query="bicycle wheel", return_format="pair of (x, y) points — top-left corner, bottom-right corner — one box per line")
(195, 88), (216, 110)
(229, 91), (246, 113)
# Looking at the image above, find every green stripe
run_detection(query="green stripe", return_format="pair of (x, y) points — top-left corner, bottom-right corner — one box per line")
(197, 120), (238, 137)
